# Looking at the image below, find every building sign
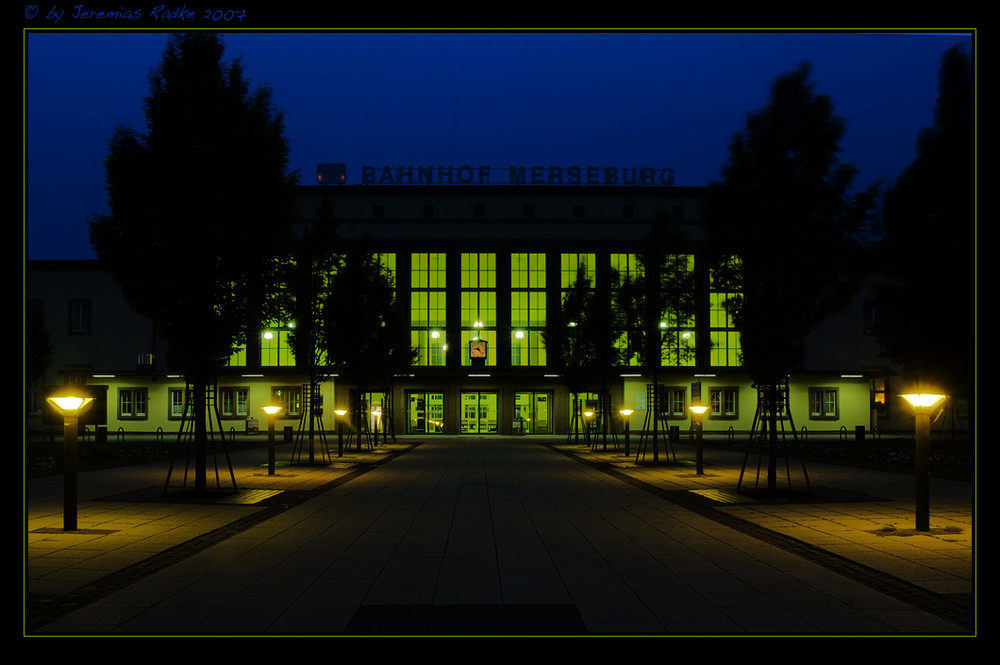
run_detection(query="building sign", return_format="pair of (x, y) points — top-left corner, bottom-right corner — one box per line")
(318, 163), (675, 186)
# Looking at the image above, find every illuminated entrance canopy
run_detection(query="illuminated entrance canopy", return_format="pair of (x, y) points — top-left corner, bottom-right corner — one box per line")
(344, 164), (676, 186)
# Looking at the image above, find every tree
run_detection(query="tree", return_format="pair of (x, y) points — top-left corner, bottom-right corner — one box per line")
(616, 218), (698, 461)
(88, 33), (298, 495)
(545, 262), (624, 444)
(323, 234), (416, 445)
(702, 62), (878, 492)
(874, 47), (974, 419)
(281, 195), (341, 459)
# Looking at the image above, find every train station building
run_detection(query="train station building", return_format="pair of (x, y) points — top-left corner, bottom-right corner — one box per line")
(26, 164), (914, 445)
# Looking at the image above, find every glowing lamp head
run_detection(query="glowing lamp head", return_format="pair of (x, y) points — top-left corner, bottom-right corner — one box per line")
(619, 408), (634, 417)
(689, 405), (709, 415)
(261, 405), (282, 416)
(900, 394), (946, 410)
(47, 394), (95, 416)
(334, 409), (348, 417)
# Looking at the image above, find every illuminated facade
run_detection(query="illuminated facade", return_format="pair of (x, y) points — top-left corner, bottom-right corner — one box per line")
(27, 179), (908, 441)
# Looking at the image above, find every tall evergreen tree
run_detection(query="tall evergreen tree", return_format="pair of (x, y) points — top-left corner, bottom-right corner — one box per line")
(323, 234), (416, 445)
(703, 62), (878, 492)
(616, 218), (698, 461)
(875, 46), (975, 418)
(88, 33), (298, 494)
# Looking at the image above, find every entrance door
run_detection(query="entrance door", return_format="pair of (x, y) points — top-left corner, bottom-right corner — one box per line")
(408, 392), (445, 434)
(461, 392), (498, 434)
(515, 391), (551, 434)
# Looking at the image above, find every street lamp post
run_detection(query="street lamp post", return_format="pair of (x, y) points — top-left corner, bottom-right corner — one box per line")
(46, 393), (95, 531)
(900, 392), (946, 532)
(334, 408), (348, 457)
(261, 405), (282, 476)
(688, 404), (709, 475)
(620, 408), (634, 457)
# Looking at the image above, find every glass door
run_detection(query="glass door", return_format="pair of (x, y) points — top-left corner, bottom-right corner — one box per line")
(461, 392), (498, 434)
(515, 391), (551, 434)
(408, 392), (445, 434)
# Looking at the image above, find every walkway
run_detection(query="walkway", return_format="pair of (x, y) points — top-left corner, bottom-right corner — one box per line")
(24, 435), (975, 636)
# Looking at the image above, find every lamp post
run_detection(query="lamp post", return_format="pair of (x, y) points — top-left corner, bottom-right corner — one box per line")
(900, 392), (946, 532)
(46, 393), (95, 531)
(688, 404), (709, 475)
(261, 405), (282, 476)
(583, 410), (594, 447)
(620, 408), (634, 457)
(334, 408), (348, 457)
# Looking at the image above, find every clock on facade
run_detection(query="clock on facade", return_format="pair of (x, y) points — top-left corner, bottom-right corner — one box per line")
(469, 340), (487, 358)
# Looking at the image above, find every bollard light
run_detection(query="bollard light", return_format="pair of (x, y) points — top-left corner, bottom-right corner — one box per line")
(689, 404), (709, 475)
(46, 392), (95, 531)
(620, 408), (634, 457)
(334, 408), (348, 457)
(900, 392), (946, 531)
(261, 405), (282, 475)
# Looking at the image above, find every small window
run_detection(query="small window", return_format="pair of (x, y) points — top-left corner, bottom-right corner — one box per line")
(68, 299), (91, 334)
(119, 388), (148, 420)
(272, 386), (303, 417)
(809, 388), (838, 419)
(219, 387), (249, 418)
(709, 387), (739, 418)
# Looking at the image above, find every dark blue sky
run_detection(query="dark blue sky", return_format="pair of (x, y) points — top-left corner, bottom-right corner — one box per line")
(25, 30), (973, 260)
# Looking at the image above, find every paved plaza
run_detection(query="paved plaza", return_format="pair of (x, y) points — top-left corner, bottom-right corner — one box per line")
(24, 435), (975, 636)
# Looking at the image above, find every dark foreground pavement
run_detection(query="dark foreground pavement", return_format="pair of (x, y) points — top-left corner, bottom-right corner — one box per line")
(25, 436), (975, 636)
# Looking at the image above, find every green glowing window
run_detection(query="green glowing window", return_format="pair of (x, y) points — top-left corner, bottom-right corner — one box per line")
(261, 326), (296, 367)
(462, 253), (496, 288)
(610, 253), (642, 281)
(511, 253), (546, 288)
(511, 329), (546, 366)
(561, 253), (595, 288)
(228, 345), (246, 367)
(411, 290), (447, 327)
(461, 291), (496, 329)
(411, 329), (447, 366)
(710, 331), (741, 367)
(411, 253), (446, 288)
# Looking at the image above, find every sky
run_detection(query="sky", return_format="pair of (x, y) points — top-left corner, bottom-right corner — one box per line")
(24, 29), (974, 260)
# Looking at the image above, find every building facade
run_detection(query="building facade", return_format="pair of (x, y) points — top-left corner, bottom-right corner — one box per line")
(26, 175), (915, 442)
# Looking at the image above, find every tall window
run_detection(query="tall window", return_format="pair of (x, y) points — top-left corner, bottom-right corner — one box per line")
(411, 253), (448, 366)
(710, 259), (742, 367)
(462, 253), (496, 366)
(68, 299), (91, 334)
(511, 253), (546, 366)
(659, 253), (697, 367)
(610, 253), (641, 365)
(560, 253), (595, 289)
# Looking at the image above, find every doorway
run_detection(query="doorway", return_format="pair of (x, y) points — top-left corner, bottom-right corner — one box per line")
(461, 391), (498, 434)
